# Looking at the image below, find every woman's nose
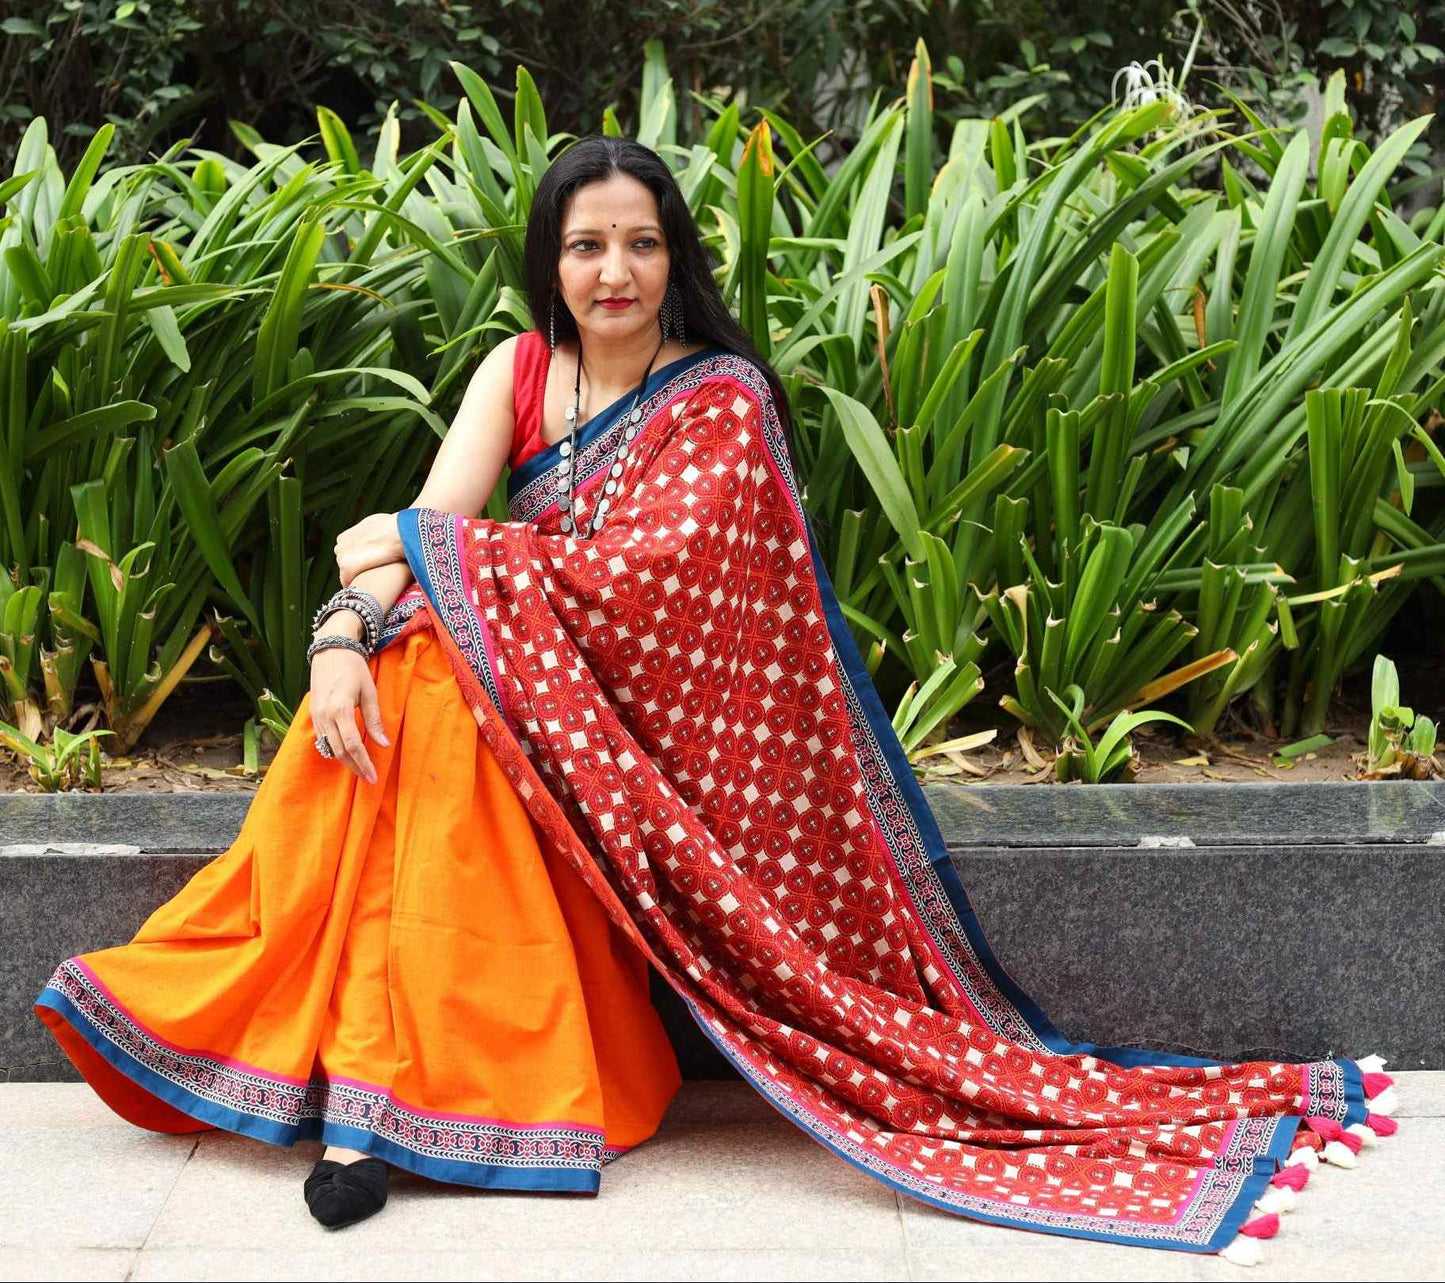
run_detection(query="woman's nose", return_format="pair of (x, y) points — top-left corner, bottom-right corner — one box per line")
(600, 247), (630, 284)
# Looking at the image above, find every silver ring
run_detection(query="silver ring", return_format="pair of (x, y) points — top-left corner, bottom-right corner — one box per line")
(314, 734), (334, 758)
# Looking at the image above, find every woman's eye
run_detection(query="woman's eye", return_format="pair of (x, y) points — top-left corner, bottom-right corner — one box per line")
(572, 239), (658, 251)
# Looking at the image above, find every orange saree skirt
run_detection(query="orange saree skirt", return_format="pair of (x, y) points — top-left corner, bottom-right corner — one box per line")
(34, 624), (683, 1192)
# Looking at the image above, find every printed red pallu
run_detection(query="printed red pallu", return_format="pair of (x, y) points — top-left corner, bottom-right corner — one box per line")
(36, 343), (1396, 1258)
(382, 347), (1396, 1259)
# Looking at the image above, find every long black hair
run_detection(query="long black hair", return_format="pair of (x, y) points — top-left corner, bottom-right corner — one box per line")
(523, 135), (799, 463)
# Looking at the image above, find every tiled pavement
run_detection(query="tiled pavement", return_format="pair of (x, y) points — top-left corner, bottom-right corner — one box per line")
(3, 1075), (1441, 1282)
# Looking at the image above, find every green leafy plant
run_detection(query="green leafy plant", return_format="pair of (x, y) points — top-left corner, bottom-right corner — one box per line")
(1047, 684), (1194, 782)
(0, 108), (451, 747)
(4, 42), (1444, 780)
(0, 719), (113, 791)
(1360, 652), (1439, 777)
(254, 691), (295, 750)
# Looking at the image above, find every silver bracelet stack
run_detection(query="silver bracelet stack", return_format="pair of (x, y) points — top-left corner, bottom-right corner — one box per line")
(307, 587), (383, 664)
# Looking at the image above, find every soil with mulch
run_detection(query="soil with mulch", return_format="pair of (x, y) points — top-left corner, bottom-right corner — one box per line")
(921, 664), (1414, 786)
(3, 639), (1439, 793)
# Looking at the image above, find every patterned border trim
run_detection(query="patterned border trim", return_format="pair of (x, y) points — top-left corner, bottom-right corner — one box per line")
(683, 993), (1287, 1248)
(410, 513), (509, 721)
(377, 588), (426, 650)
(43, 960), (623, 1171)
(1303, 1059), (1348, 1122)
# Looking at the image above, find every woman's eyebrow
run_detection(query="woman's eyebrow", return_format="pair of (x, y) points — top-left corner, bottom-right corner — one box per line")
(565, 224), (663, 235)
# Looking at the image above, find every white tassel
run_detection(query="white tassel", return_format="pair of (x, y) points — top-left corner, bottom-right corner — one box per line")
(1356, 1054), (1388, 1075)
(1368, 1086), (1399, 1116)
(1346, 1122), (1377, 1148)
(1291, 1146), (1321, 1172)
(1322, 1140), (1358, 1168)
(1255, 1186), (1296, 1215)
(1221, 1236), (1265, 1267)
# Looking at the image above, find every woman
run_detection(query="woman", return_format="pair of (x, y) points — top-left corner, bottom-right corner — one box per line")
(34, 136), (1396, 1261)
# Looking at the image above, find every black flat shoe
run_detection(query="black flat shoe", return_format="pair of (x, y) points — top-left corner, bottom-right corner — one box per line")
(304, 1155), (390, 1229)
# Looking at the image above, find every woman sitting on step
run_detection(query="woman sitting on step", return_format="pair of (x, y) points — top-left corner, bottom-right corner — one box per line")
(35, 135), (1396, 1261)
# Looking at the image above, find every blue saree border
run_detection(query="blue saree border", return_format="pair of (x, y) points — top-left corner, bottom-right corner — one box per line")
(396, 507), (436, 622)
(35, 978), (612, 1193)
(674, 984), (1302, 1253)
(393, 507), (514, 726)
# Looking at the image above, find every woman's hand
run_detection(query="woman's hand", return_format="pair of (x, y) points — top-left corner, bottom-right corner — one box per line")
(335, 512), (405, 588)
(308, 613), (389, 786)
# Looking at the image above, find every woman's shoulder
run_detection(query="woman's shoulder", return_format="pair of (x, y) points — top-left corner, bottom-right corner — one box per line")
(499, 330), (545, 362)
(455, 333), (538, 465)
(488, 329), (548, 361)
(487, 331), (547, 404)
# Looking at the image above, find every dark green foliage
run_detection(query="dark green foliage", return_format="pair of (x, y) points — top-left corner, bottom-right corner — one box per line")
(3, 1), (1442, 178)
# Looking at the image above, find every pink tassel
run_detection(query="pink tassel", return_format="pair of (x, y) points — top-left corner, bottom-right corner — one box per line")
(1240, 1212), (1280, 1239)
(1271, 1164), (1309, 1192)
(1367, 1113), (1399, 1137)
(1305, 1116), (1345, 1142)
(1337, 1130), (1364, 1155)
(1363, 1072), (1395, 1098)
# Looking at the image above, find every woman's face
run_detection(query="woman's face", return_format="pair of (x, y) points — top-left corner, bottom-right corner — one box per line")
(556, 173), (671, 347)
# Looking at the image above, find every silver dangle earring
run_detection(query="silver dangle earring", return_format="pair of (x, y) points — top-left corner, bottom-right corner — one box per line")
(662, 281), (685, 344)
(548, 292), (557, 350)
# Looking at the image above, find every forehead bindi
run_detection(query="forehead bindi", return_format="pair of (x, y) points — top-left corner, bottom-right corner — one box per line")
(563, 182), (661, 238)
(564, 221), (662, 236)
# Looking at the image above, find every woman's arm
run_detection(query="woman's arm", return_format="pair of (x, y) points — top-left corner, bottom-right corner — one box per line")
(318, 336), (520, 638)
(408, 333), (519, 519)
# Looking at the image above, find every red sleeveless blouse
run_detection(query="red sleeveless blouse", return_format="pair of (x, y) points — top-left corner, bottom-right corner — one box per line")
(510, 330), (553, 471)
